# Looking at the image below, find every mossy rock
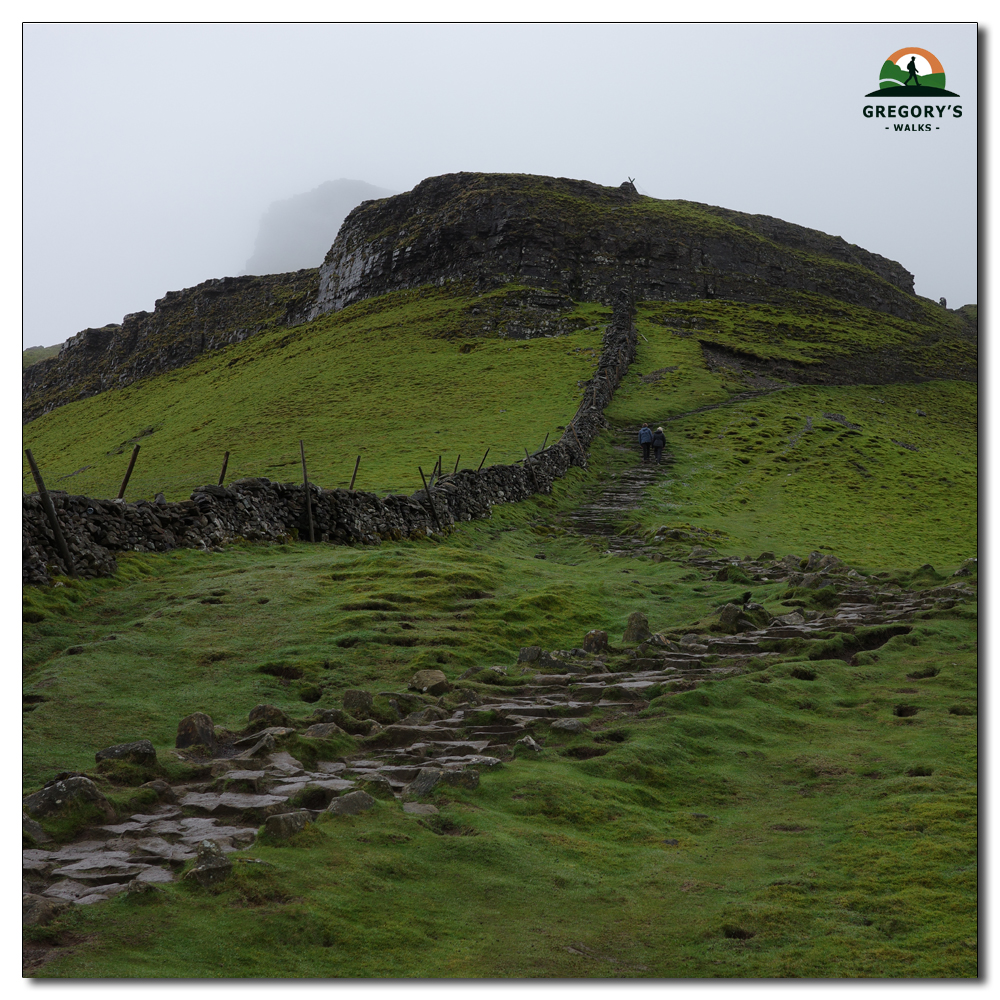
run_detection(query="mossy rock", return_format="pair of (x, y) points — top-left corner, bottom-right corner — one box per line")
(95, 758), (166, 786)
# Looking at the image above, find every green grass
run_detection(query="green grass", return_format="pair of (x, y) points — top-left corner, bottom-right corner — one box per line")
(637, 293), (974, 368)
(23, 269), (977, 977)
(603, 313), (976, 569)
(23, 344), (62, 370)
(21, 495), (743, 788)
(22, 285), (606, 501)
(24, 513), (977, 975)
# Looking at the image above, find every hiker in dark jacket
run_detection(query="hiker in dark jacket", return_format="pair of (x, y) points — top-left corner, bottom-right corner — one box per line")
(652, 426), (667, 464)
(638, 423), (653, 463)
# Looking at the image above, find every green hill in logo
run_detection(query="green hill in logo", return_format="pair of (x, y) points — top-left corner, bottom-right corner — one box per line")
(866, 52), (959, 97)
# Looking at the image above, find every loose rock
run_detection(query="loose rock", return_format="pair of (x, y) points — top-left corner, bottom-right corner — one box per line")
(343, 689), (374, 716)
(23, 893), (68, 927)
(139, 778), (176, 802)
(402, 802), (439, 815)
(514, 735), (544, 753)
(326, 791), (376, 816)
(263, 811), (312, 841)
(301, 723), (348, 739)
(95, 739), (157, 766)
(23, 812), (52, 844)
(248, 704), (290, 729)
(175, 712), (216, 751)
(356, 776), (395, 799)
(23, 776), (115, 822)
(550, 718), (585, 734)
(583, 630), (609, 653)
(184, 839), (233, 887)
(403, 768), (442, 800)
(622, 612), (651, 643)
(441, 769), (480, 790)
(718, 604), (743, 631)
(408, 669), (451, 696)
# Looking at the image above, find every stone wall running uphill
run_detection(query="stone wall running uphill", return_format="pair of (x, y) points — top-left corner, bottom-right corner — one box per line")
(23, 292), (638, 586)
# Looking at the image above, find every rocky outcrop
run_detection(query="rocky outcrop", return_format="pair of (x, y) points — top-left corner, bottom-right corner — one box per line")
(24, 173), (927, 428)
(311, 172), (917, 321)
(23, 269), (319, 424)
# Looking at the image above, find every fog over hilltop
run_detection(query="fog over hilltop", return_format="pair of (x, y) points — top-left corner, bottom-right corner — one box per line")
(22, 24), (976, 349)
(242, 179), (396, 276)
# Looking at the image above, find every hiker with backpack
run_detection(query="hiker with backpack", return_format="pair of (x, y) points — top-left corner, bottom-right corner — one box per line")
(652, 426), (667, 464)
(638, 423), (653, 463)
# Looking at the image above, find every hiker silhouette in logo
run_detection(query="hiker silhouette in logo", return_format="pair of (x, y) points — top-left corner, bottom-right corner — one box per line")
(904, 55), (920, 86)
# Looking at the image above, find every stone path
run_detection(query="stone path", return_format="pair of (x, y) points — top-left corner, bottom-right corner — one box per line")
(24, 544), (974, 915)
(563, 460), (663, 540)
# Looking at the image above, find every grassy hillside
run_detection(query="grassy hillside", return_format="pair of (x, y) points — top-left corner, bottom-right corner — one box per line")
(22, 284), (976, 569)
(23, 344), (62, 370)
(23, 482), (978, 977)
(22, 286), (607, 500)
(22, 274), (977, 978)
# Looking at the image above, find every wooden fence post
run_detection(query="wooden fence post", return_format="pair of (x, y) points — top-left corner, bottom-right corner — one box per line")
(300, 440), (315, 542)
(452, 454), (460, 475)
(477, 448), (490, 472)
(418, 466), (442, 530)
(25, 449), (77, 578)
(524, 448), (538, 489)
(350, 455), (361, 491)
(117, 444), (140, 499)
(218, 451), (230, 486)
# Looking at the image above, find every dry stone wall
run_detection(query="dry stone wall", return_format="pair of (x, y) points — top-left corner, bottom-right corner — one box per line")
(23, 292), (637, 586)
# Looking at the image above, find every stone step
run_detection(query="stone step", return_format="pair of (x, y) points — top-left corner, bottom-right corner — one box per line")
(705, 641), (762, 654)
(177, 791), (295, 816)
(513, 702), (597, 718)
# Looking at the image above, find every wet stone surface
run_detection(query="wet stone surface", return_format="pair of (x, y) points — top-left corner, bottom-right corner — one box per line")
(22, 562), (972, 920)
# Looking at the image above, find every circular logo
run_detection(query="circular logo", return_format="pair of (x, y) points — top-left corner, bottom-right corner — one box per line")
(867, 47), (959, 96)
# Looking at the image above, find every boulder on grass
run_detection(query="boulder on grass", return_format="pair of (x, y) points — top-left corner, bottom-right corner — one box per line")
(23, 776), (115, 822)
(343, 689), (374, 716)
(408, 669), (450, 696)
(263, 810), (312, 841)
(96, 739), (157, 766)
(248, 704), (290, 729)
(583, 630), (609, 654)
(356, 776), (395, 799)
(402, 768), (442, 800)
(310, 708), (372, 735)
(513, 735), (543, 753)
(139, 779), (176, 803)
(23, 894), (68, 927)
(402, 802), (439, 815)
(550, 718), (585, 734)
(184, 839), (232, 887)
(326, 791), (376, 816)
(22, 812), (52, 844)
(622, 612), (651, 643)
(301, 722), (348, 740)
(176, 712), (216, 750)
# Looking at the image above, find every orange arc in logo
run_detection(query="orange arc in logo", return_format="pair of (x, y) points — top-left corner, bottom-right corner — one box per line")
(886, 47), (944, 75)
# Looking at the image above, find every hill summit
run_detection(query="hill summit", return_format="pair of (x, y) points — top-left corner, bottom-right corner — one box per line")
(23, 171), (960, 426)
(311, 172), (917, 318)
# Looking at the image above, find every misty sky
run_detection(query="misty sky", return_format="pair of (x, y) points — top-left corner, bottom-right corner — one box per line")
(23, 22), (978, 348)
